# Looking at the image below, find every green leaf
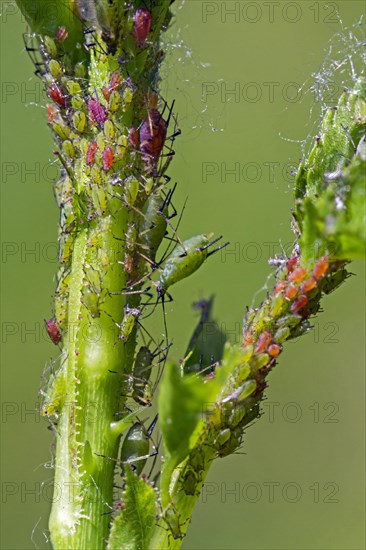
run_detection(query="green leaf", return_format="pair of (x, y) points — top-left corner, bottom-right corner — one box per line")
(107, 469), (157, 550)
(16, 0), (87, 64)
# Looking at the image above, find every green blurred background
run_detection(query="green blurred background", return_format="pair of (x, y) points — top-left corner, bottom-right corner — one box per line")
(1, 1), (365, 548)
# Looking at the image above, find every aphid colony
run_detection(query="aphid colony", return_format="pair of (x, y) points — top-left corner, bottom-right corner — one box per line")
(177, 254), (349, 473)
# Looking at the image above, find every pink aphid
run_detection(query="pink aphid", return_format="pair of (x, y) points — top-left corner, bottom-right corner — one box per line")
(87, 140), (98, 166)
(102, 146), (114, 171)
(88, 96), (108, 127)
(133, 7), (152, 48)
(55, 26), (68, 43)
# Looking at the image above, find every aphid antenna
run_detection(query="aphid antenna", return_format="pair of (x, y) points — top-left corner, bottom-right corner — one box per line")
(205, 237), (230, 258)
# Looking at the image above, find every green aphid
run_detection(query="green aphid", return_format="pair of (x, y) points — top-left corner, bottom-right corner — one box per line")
(274, 326), (291, 343)
(73, 111), (86, 132)
(44, 36), (57, 58)
(214, 428), (231, 447)
(270, 293), (284, 317)
(251, 353), (270, 371)
(66, 80), (82, 96)
(118, 307), (140, 342)
(181, 468), (198, 496)
(124, 176), (139, 206)
(229, 403), (246, 428)
(53, 122), (70, 140)
(217, 427), (241, 458)
(71, 95), (85, 109)
(123, 86), (134, 104)
(120, 416), (157, 476)
(82, 287), (100, 318)
(276, 313), (302, 329)
(62, 140), (75, 158)
(139, 193), (168, 262)
(109, 90), (121, 112)
(58, 232), (75, 265)
(157, 233), (226, 298)
(49, 59), (62, 78)
(104, 119), (115, 141)
(132, 346), (154, 406)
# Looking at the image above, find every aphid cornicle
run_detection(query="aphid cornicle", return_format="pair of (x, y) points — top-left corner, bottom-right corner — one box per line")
(120, 416), (157, 476)
(156, 234), (226, 298)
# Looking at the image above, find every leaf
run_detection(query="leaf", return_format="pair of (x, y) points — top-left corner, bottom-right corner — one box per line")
(107, 469), (157, 550)
(159, 363), (215, 467)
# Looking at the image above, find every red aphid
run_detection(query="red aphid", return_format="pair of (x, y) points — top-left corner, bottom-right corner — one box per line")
(289, 266), (307, 283)
(274, 280), (286, 294)
(46, 319), (61, 345)
(128, 127), (139, 149)
(47, 104), (56, 124)
(255, 331), (272, 354)
(102, 146), (114, 171)
(313, 256), (329, 280)
(88, 96), (108, 127)
(284, 284), (298, 300)
(287, 256), (299, 273)
(133, 7), (152, 48)
(300, 277), (317, 293)
(290, 295), (308, 313)
(86, 140), (98, 166)
(268, 343), (281, 358)
(55, 26), (68, 43)
(139, 109), (167, 165)
(48, 83), (67, 108)
(101, 86), (110, 101)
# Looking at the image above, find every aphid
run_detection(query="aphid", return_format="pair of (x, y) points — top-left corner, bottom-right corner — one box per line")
(131, 346), (154, 406)
(139, 193), (169, 264)
(268, 343), (281, 358)
(55, 26), (68, 43)
(48, 83), (67, 108)
(88, 96), (108, 126)
(49, 59), (62, 78)
(139, 108), (167, 168)
(255, 331), (271, 353)
(313, 256), (329, 280)
(288, 266), (307, 283)
(73, 110), (86, 132)
(156, 234), (227, 298)
(133, 7), (152, 48)
(120, 415), (158, 476)
(284, 284), (298, 300)
(47, 104), (56, 124)
(86, 140), (98, 166)
(300, 277), (317, 293)
(102, 146), (114, 171)
(45, 319), (61, 345)
(274, 280), (286, 294)
(118, 307), (141, 342)
(128, 127), (139, 149)
(290, 294), (308, 313)
(287, 256), (299, 273)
